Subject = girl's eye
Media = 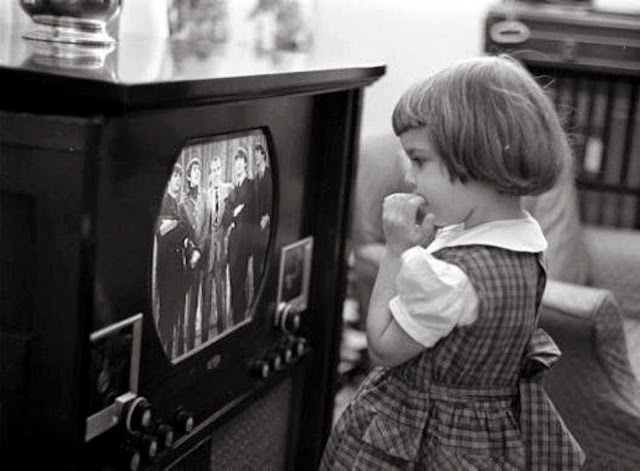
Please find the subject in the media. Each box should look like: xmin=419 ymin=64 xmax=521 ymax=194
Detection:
xmin=410 ymin=157 xmax=424 ymax=168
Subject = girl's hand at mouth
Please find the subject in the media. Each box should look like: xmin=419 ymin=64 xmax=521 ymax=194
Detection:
xmin=382 ymin=193 xmax=436 ymax=256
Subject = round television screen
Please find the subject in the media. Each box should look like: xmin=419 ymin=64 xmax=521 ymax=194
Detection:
xmin=151 ymin=129 xmax=274 ymax=362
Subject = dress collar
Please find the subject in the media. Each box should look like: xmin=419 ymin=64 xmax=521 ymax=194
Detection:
xmin=427 ymin=212 xmax=547 ymax=254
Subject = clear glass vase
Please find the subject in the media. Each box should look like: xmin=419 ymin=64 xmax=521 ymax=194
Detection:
xmin=19 ymin=0 xmax=123 ymax=46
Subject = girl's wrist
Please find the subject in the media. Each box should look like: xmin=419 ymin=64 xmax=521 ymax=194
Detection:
xmin=384 ymin=244 xmax=408 ymax=259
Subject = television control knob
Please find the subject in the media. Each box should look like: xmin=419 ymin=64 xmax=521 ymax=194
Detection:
xmin=267 ymin=352 xmax=283 ymax=371
xmin=278 ymin=344 xmax=294 ymax=364
xmin=276 ymin=302 xmax=301 ymax=333
xmin=96 ymin=366 xmax=111 ymax=394
xmin=293 ymin=337 xmax=307 ymax=357
xmin=174 ymin=409 xmax=194 ymax=435
xmin=156 ymin=423 xmax=175 ymax=449
xmin=131 ymin=432 xmax=158 ymax=461
xmin=125 ymin=397 xmax=152 ymax=434
xmin=249 ymin=359 xmax=271 ymax=379
xmin=284 ymin=309 xmax=301 ymax=332
xmin=118 ymin=446 xmax=141 ymax=471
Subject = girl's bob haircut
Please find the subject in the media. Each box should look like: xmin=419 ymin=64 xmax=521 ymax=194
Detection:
xmin=392 ymin=55 xmax=570 ymax=196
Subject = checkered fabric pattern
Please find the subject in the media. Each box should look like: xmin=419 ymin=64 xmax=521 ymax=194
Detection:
xmin=519 ymin=328 xmax=586 ymax=469
xmin=321 ymin=246 xmax=585 ymax=470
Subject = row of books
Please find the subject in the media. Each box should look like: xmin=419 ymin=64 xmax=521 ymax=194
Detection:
xmin=544 ymin=73 xmax=640 ymax=228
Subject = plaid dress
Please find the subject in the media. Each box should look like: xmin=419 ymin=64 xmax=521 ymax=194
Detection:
xmin=321 ymin=245 xmax=585 ymax=470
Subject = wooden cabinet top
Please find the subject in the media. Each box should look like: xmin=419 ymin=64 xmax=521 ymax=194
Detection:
xmin=0 ymin=23 xmax=385 ymax=114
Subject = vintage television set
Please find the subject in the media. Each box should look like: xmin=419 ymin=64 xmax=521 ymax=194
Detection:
xmin=0 ymin=24 xmax=385 ymax=469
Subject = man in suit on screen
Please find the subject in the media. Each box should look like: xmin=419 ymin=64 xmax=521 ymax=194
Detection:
xmin=201 ymin=155 xmax=234 ymax=339
xmin=179 ymin=157 xmax=204 ymax=352
xmin=251 ymin=143 xmax=273 ymax=295
xmin=155 ymin=164 xmax=190 ymax=359
xmin=223 ymin=148 xmax=254 ymax=325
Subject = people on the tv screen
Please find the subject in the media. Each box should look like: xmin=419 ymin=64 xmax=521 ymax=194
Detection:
xmin=153 ymin=133 xmax=274 ymax=360
xmin=155 ymin=163 xmax=190 ymax=359
xmin=223 ymin=147 xmax=255 ymax=325
xmin=252 ymin=143 xmax=272 ymax=295
xmin=180 ymin=157 xmax=204 ymax=352
xmin=202 ymin=155 xmax=234 ymax=339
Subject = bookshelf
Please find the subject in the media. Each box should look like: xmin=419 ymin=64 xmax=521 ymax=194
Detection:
xmin=485 ymin=1 xmax=640 ymax=228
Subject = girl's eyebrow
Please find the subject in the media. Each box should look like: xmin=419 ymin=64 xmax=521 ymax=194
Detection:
xmin=406 ymin=149 xmax=428 ymax=159
xmin=404 ymin=145 xmax=430 ymax=154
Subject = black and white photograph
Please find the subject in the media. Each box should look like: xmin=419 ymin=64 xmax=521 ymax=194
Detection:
xmin=3 ymin=0 xmax=640 ymax=468
xmin=152 ymin=129 xmax=274 ymax=362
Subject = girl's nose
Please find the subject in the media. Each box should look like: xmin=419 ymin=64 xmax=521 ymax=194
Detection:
xmin=398 ymin=150 xmax=416 ymax=188
xmin=403 ymin=167 xmax=416 ymax=189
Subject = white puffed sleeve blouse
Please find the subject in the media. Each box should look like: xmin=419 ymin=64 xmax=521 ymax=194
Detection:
xmin=388 ymin=213 xmax=548 ymax=348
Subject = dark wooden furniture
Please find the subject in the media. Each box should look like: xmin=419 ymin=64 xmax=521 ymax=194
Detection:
xmin=0 ymin=23 xmax=384 ymax=470
xmin=485 ymin=1 xmax=640 ymax=228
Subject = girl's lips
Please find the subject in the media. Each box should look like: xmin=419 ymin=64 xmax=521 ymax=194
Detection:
xmin=416 ymin=202 xmax=428 ymax=224
xmin=411 ymin=192 xmax=428 ymax=224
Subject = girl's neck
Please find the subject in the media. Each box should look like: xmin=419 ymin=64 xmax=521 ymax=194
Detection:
xmin=463 ymin=194 xmax=524 ymax=230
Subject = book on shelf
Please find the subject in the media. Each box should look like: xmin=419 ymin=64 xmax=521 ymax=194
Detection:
xmin=620 ymin=89 xmax=640 ymax=228
xmin=600 ymin=81 xmax=632 ymax=226
xmin=579 ymin=189 xmax=602 ymax=226
xmin=582 ymin=80 xmax=609 ymax=177
xmin=570 ymin=77 xmax=593 ymax=171
xmin=619 ymin=194 xmax=639 ymax=228
xmin=580 ymin=80 xmax=610 ymax=225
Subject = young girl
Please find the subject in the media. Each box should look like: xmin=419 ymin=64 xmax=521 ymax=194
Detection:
xmin=321 ymin=55 xmax=585 ymax=470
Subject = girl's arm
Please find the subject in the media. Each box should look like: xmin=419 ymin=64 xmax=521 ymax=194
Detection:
xmin=366 ymin=193 xmax=435 ymax=367
xmin=366 ymin=249 xmax=423 ymax=367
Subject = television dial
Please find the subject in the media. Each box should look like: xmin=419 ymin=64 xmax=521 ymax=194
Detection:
xmin=267 ymin=352 xmax=283 ymax=371
xmin=278 ymin=344 xmax=294 ymax=364
xmin=174 ymin=408 xmax=194 ymax=435
xmin=276 ymin=302 xmax=302 ymax=333
xmin=118 ymin=445 xmax=141 ymax=471
xmin=131 ymin=432 xmax=158 ymax=461
xmin=249 ymin=359 xmax=271 ymax=379
xmin=155 ymin=423 xmax=175 ymax=449
xmin=96 ymin=367 xmax=111 ymax=394
xmin=292 ymin=337 xmax=308 ymax=357
xmin=125 ymin=397 xmax=152 ymax=434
